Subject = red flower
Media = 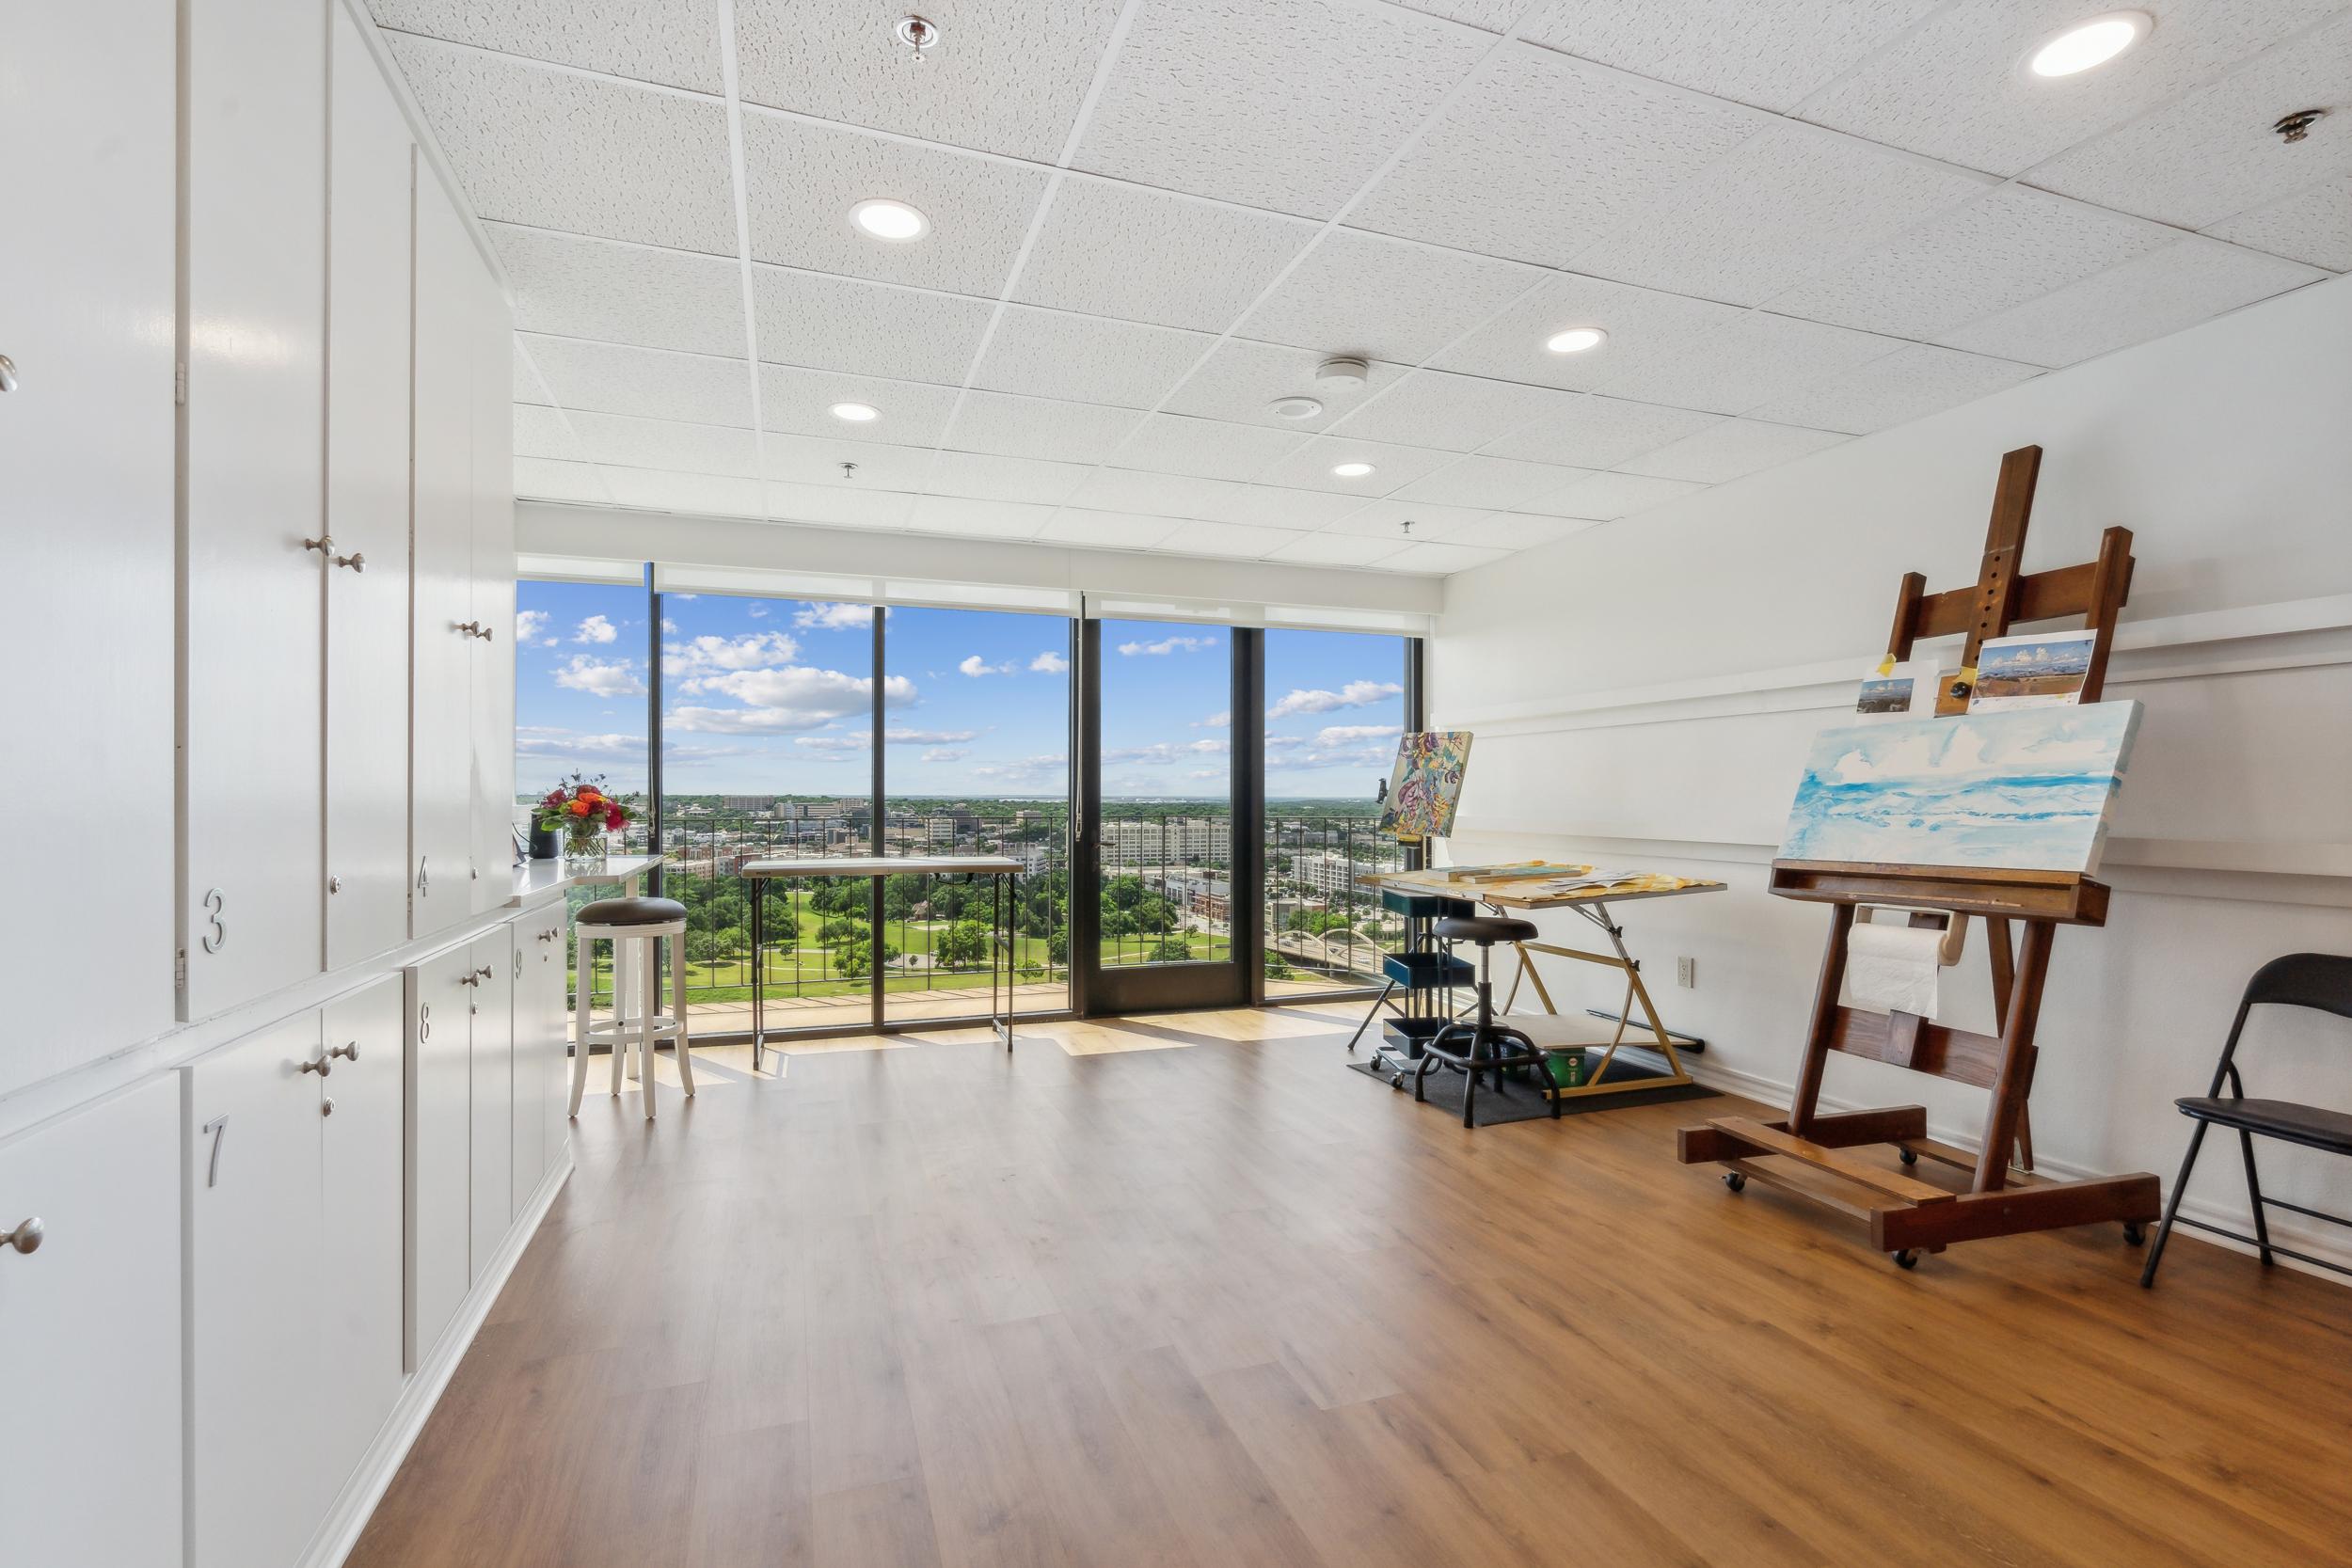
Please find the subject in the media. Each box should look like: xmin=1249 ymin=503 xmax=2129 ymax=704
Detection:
xmin=604 ymin=805 xmax=625 ymax=829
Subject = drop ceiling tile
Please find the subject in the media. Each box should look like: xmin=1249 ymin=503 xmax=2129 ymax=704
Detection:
xmin=1430 ymin=273 xmax=1744 ymax=391
xmin=514 ymin=341 xmax=550 ymax=404
xmin=1522 ymin=1 xmax=1940 ymax=113
xmin=2029 ymin=14 xmax=2352 ymax=230
xmin=523 ymin=336 xmax=755 ymax=426
xmin=1796 ymin=0 xmax=2344 ymax=177
xmin=386 ymin=37 xmax=737 ymax=253
xmin=1113 ymin=413 xmax=1306 ymax=481
xmin=2204 ymin=175 xmax=2352 ymax=271
xmin=734 ymin=0 xmax=1124 ymax=161
xmin=604 ymin=467 xmax=764 ymax=516
xmin=565 ymin=410 xmax=760 ymax=476
xmin=1251 ymin=435 xmax=1460 ymax=494
xmin=1073 ymin=0 xmax=1492 ymax=219
xmin=1478 ymin=394 xmax=1722 ymax=467
xmin=1037 ymin=510 xmax=1187 ymax=549
xmin=1572 ymin=121 xmax=1992 ymax=306
xmin=970 ymin=308 xmax=1213 ymax=407
xmin=1235 ymin=229 xmax=1545 ymax=365
xmin=759 ymin=365 xmax=962 ymax=445
xmin=489 ymin=225 xmax=747 ymax=357
xmin=1324 ymin=499 xmax=1494 ymax=539
xmin=1438 ymin=514 xmax=1597 ymax=550
xmin=904 ymin=495 xmax=1059 ymax=538
xmin=1190 ymin=483 xmax=1375 ymax=531
xmin=367 ymin=0 xmax=723 ymax=91
xmin=1522 ymin=469 xmax=1706 ymax=520
xmin=764 ymin=433 xmax=938 ymax=492
xmin=1764 ymin=185 xmax=2174 ymax=340
xmin=765 ymin=480 xmax=916 ymax=530
xmin=1937 ymin=236 xmax=2326 ymax=368
xmin=946 ymin=391 xmax=1146 ymax=463
xmin=1351 ymin=43 xmax=1766 ymax=265
xmin=513 ymin=404 xmax=589 ymax=463
xmin=1376 ymin=541 xmax=1511 ymax=574
xmin=1069 ymin=467 xmax=1246 ymax=520
xmin=1747 ymin=343 xmax=2042 ymax=435
xmin=924 ymin=450 xmax=1095 ymax=504
xmin=741 ymin=113 xmax=1049 ymax=295
xmin=1264 ymin=531 xmax=1412 ymax=566
xmin=1387 ymin=1 xmax=1523 ymax=30
xmin=514 ymin=456 xmax=609 ymax=503
xmin=1152 ymin=520 xmax=1307 ymax=558
xmin=1598 ymin=312 xmax=1905 ymax=415
xmin=1010 ymin=179 xmax=1319 ymax=331
xmin=1329 ymin=369 xmax=1583 ymax=451
xmin=1162 ymin=341 xmax=1406 ymax=430
xmin=1386 ymin=455 xmax=1598 ymax=510
xmin=1616 ymin=418 xmax=1850 ymax=483
xmin=750 ymin=266 xmax=994 ymax=385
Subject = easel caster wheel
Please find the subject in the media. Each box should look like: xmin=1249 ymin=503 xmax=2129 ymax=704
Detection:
xmin=2122 ymin=1222 xmax=2146 ymax=1246
xmin=1723 ymin=1172 xmax=1747 ymax=1193
xmin=1898 ymin=1148 xmax=1919 ymax=1165
xmin=1892 ymin=1249 xmax=1919 ymax=1270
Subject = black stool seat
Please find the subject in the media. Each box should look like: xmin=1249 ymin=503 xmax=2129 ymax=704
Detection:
xmin=1435 ymin=915 xmax=1538 ymax=945
xmin=578 ymin=895 xmax=688 ymax=926
xmin=2175 ymin=1096 xmax=2352 ymax=1156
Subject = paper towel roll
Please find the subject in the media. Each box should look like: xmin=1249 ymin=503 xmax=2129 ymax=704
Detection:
xmin=1847 ymin=921 xmax=1942 ymax=1017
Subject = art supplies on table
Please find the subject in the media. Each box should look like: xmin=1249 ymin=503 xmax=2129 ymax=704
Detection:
xmin=1422 ymin=860 xmax=1588 ymax=882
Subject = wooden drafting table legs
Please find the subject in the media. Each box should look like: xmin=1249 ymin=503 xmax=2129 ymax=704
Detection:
xmin=1493 ymin=899 xmax=1697 ymax=1102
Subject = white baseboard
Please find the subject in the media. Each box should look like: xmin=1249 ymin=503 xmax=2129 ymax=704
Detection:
xmin=296 ymin=1149 xmax=574 ymax=1568
xmin=1678 ymin=1054 xmax=2352 ymax=1283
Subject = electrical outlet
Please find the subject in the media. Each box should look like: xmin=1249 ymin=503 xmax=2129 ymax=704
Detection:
xmin=1676 ymin=956 xmax=1696 ymax=990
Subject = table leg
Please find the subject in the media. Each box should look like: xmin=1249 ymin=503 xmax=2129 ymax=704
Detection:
xmin=750 ymin=883 xmax=765 ymax=1073
xmin=993 ymin=875 xmax=1012 ymax=1052
xmin=615 ymin=870 xmax=643 ymax=1043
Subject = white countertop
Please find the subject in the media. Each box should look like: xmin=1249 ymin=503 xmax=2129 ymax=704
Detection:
xmin=740 ymin=854 xmax=1025 ymax=878
xmin=510 ymin=853 xmax=662 ymax=907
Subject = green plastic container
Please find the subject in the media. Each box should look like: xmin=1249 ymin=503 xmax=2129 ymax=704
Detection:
xmin=1546 ymin=1049 xmax=1588 ymax=1089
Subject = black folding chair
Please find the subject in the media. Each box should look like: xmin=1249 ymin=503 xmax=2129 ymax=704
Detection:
xmin=2142 ymin=953 xmax=2352 ymax=1287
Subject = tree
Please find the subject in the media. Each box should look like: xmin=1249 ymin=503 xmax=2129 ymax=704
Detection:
xmin=818 ymin=916 xmax=866 ymax=945
xmin=934 ymin=920 xmax=990 ymax=967
xmin=1101 ymin=909 xmax=1136 ymax=940
xmin=686 ymin=929 xmax=720 ymax=966
xmin=1265 ymin=953 xmax=1295 ymax=980
xmin=1133 ymin=895 xmax=1177 ymax=934
xmin=1047 ymin=929 xmax=1069 ymax=966
xmin=1149 ymin=935 xmax=1193 ymax=962
xmin=834 ymin=939 xmax=899 ymax=980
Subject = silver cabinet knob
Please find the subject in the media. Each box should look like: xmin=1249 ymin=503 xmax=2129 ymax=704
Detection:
xmin=1 ymin=1217 xmax=42 ymax=1256
xmin=476 ymin=965 xmax=494 ymax=981
xmin=333 ymin=550 xmax=365 ymax=573
xmin=455 ymin=620 xmax=481 ymax=638
xmin=303 ymin=534 xmax=334 ymax=557
xmin=327 ymin=874 xmax=342 ymax=895
xmin=298 ymin=1054 xmax=331 ymax=1077
xmin=0 ymin=353 xmax=17 ymax=393
xmin=321 ymin=1098 xmax=335 ymax=1117
xmin=328 ymin=1040 xmax=358 ymax=1063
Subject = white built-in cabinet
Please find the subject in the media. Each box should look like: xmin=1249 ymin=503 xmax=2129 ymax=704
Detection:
xmin=0 ymin=1079 xmax=184 ymax=1568
xmin=183 ymin=974 xmax=405 ymax=1568
xmin=405 ymin=940 xmax=477 ymax=1370
xmin=469 ymin=927 xmax=516 ymax=1277
xmin=513 ymin=909 xmax=572 ymax=1214
xmin=471 ymin=270 xmax=520 ymax=914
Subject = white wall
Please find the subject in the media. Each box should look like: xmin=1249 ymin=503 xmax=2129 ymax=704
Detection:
xmin=1431 ymin=275 xmax=2352 ymax=1274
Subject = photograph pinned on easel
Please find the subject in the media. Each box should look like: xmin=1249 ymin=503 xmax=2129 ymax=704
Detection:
xmin=1853 ymin=657 xmax=1943 ymax=721
xmin=1967 ymin=627 xmax=2100 ymax=711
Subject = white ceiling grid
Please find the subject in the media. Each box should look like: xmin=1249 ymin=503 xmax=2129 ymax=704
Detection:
xmin=368 ymin=0 xmax=2348 ymax=576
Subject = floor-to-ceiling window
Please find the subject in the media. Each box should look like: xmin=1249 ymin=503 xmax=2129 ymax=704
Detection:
xmin=1262 ymin=628 xmax=1415 ymax=998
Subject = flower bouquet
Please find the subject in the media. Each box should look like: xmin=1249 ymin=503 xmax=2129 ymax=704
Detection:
xmin=536 ymin=774 xmax=633 ymax=869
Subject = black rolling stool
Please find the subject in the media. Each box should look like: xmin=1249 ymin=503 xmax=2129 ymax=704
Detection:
xmin=1414 ymin=915 xmax=1557 ymax=1128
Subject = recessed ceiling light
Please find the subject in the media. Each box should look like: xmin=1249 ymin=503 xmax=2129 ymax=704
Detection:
xmin=2026 ymin=11 xmax=2150 ymax=77
xmin=1331 ymin=462 xmax=1375 ymax=478
xmin=1545 ymin=326 xmax=1608 ymax=354
xmin=1269 ymin=396 xmax=1324 ymax=420
xmin=830 ymin=402 xmax=880 ymax=422
xmin=849 ymin=198 xmax=929 ymax=241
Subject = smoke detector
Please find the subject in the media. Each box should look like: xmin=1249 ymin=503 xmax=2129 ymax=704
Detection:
xmin=1314 ymin=356 xmax=1370 ymax=391
xmin=895 ymin=15 xmax=938 ymax=60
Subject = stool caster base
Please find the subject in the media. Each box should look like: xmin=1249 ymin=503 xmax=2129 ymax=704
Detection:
xmin=1892 ymin=1249 xmax=1919 ymax=1270
xmin=1723 ymin=1171 xmax=1747 ymax=1193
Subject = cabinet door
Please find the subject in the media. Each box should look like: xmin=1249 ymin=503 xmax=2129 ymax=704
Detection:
xmin=468 ymin=926 xmax=516 ymax=1277
xmin=0 ymin=0 xmax=178 ymax=1095
xmin=469 ymin=268 xmax=518 ymax=913
xmin=185 ymin=1014 xmax=332 ymax=1568
xmin=324 ymin=9 xmax=417 ymax=970
xmin=405 ymin=944 xmax=473 ymax=1368
xmin=317 ymin=974 xmax=407 ymax=1490
xmin=409 ymin=172 xmax=477 ymax=940
xmin=181 ymin=0 xmax=328 ymax=1020
xmin=0 ymin=1077 xmax=183 ymax=1568
xmin=510 ymin=917 xmax=550 ymax=1212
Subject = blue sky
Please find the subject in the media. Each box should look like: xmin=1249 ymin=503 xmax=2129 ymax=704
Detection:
xmin=513 ymin=583 xmax=1406 ymax=800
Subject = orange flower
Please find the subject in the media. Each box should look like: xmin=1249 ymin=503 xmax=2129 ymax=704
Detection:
xmin=569 ymin=799 xmax=593 ymax=816
xmin=580 ymin=787 xmax=602 ymax=802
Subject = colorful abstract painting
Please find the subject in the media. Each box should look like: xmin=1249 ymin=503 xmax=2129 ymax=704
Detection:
xmin=1778 ymin=702 xmax=2141 ymax=874
xmin=1378 ymin=731 xmax=1472 ymax=843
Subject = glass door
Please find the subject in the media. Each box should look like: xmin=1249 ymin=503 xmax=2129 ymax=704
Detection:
xmin=1074 ymin=617 xmax=1259 ymax=1014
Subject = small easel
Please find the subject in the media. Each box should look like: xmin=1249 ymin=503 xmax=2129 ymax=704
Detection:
xmin=1677 ymin=446 xmax=2162 ymax=1267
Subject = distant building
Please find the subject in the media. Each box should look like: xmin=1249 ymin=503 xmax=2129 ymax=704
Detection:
xmin=722 ymin=794 xmax=777 ymax=813
xmin=1104 ymin=816 xmax=1231 ymax=866
xmin=1292 ymin=849 xmax=1366 ymax=899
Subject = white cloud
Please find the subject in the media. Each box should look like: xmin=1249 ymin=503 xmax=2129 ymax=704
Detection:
xmin=793 ymin=734 xmax=869 ymax=753
xmin=794 ymin=602 xmax=876 ymax=630
xmin=921 ymin=748 xmax=971 ymax=764
xmin=516 ymin=610 xmax=549 ymax=643
xmin=1195 ymin=710 xmax=1231 ymax=728
xmin=1267 ymin=679 xmax=1402 ymax=719
xmin=552 ymin=656 xmax=646 ymax=698
xmin=660 ymin=617 xmax=678 ymax=634
xmin=960 ymin=654 xmax=1014 ymax=677
xmin=1186 ymin=768 xmax=1223 ymax=781
xmin=968 ymin=752 xmax=1068 ymax=784
xmin=575 ymin=614 xmax=619 ymax=644
xmin=746 ymin=605 xmax=769 ymax=619
xmin=886 ymin=727 xmax=978 ymax=744
xmin=1118 ymin=634 xmax=1216 ymax=657
xmin=1104 ymin=738 xmax=1229 ymax=765
xmin=1029 ymin=650 xmax=1069 ymax=673
xmin=1313 ymin=723 xmax=1399 ymax=749
xmin=515 ymin=725 xmax=644 ymax=760
xmin=662 ymin=630 xmax=802 ymax=676
xmin=664 ymin=667 xmax=915 ymax=734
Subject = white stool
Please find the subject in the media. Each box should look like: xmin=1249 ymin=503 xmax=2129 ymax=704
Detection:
xmin=570 ymin=895 xmax=695 ymax=1120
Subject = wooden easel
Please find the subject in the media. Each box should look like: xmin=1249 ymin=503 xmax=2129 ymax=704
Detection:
xmin=1677 ymin=446 xmax=2162 ymax=1267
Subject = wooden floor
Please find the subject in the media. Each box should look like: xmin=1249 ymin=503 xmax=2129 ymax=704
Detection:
xmin=349 ymin=1008 xmax=2352 ymax=1568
